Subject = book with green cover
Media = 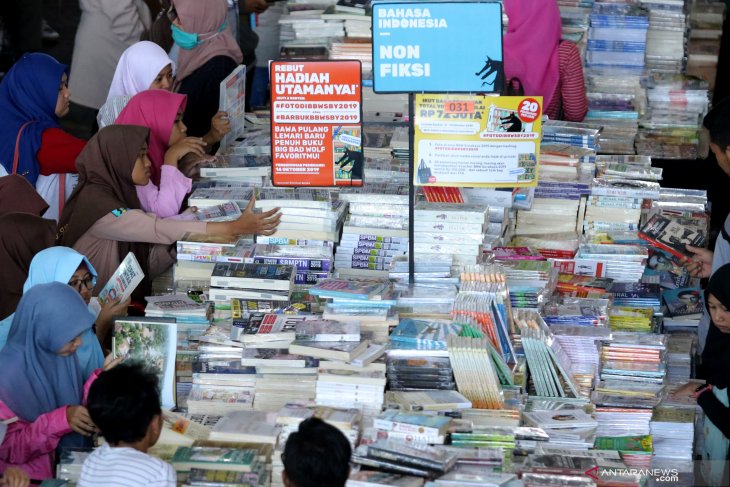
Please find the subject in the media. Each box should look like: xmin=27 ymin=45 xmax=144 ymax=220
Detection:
xmin=171 ymin=446 xmax=258 ymax=473
xmin=593 ymin=435 xmax=653 ymax=453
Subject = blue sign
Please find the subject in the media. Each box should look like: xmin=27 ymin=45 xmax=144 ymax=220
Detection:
xmin=372 ymin=1 xmax=503 ymax=93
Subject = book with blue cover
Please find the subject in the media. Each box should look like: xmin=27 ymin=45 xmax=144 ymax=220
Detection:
xmin=389 ymin=319 xmax=462 ymax=349
xmin=662 ymin=287 xmax=704 ymax=318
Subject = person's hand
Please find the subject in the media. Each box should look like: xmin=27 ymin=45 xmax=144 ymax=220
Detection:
xmin=66 ymin=406 xmax=97 ymax=436
xmin=684 ymin=245 xmax=713 ymax=278
xmin=164 ymin=137 xmax=207 ymax=166
xmin=209 ymin=111 xmax=231 ymax=142
xmin=227 ymin=197 xmax=281 ymax=236
xmin=243 ymin=0 xmax=268 ymax=14
xmin=103 ymin=353 xmax=124 ymax=371
xmin=693 ymin=383 xmax=713 ymax=399
xmin=0 ymin=467 xmax=30 ymax=487
xmin=97 ymin=297 xmax=130 ymax=328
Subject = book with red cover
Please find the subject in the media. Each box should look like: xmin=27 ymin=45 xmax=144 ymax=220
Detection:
xmin=638 ymin=214 xmax=707 ymax=259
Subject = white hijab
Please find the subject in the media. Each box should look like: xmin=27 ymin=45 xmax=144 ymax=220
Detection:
xmin=106 ymin=41 xmax=175 ymax=101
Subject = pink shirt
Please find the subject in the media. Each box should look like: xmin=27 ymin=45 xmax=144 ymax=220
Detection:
xmin=0 ymin=369 xmax=101 ymax=480
xmin=135 ymin=165 xmax=192 ymax=218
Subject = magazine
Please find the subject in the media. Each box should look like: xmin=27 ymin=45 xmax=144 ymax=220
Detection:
xmin=638 ymin=214 xmax=707 ymax=259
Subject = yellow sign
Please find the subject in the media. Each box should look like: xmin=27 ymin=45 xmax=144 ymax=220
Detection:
xmin=414 ymin=94 xmax=543 ymax=187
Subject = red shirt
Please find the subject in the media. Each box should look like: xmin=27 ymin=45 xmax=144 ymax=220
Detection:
xmin=545 ymin=41 xmax=588 ymax=122
xmin=36 ymin=128 xmax=85 ymax=175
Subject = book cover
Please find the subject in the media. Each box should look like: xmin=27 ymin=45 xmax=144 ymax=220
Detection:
xmin=662 ymin=287 xmax=704 ymax=317
xmin=211 ymin=262 xmax=295 ymax=291
xmin=309 ymin=277 xmax=389 ymax=300
xmin=112 ymin=318 xmax=177 ymax=409
xmin=171 ymin=446 xmax=257 ymax=472
xmin=638 ymin=214 xmax=707 ymax=259
xmin=218 ymin=65 xmax=246 ymax=149
xmin=98 ymin=252 xmax=144 ymax=305
xmin=295 ymin=319 xmax=361 ymax=342
xmin=194 ymin=201 xmax=243 ymax=222
xmin=288 ymin=340 xmax=369 ymax=361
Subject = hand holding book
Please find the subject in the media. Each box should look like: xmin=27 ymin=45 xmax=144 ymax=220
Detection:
xmin=207 ymin=196 xmax=281 ymax=237
xmin=684 ymin=245 xmax=713 ymax=278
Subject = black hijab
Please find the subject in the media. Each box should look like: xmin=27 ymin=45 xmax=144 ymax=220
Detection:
xmin=702 ymin=263 xmax=730 ymax=388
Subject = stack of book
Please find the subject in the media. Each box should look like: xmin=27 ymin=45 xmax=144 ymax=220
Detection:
xmin=187 ymin=360 xmax=256 ymax=415
xmin=255 ymin=187 xmax=344 ymax=244
xmin=315 ymin=362 xmax=387 ymax=418
xmin=413 ymin=202 xmax=488 ymax=269
xmin=593 ymin=434 xmax=653 ymax=469
xmin=371 ymin=410 xmax=452 ymax=445
xmin=664 ymin=333 xmax=695 ymax=383
xmin=352 ymin=440 xmax=459 ymax=478
xmin=144 ymin=294 xmax=209 ymax=325
xmin=336 ymin=184 xmax=410 ymax=278
xmin=209 ymin=262 xmax=296 ymax=311
xmin=171 ymin=443 xmax=267 ymax=482
xmin=522 ymin=409 xmax=598 ymax=450
xmin=198 ymin=154 xmax=271 ymax=186
xmin=650 ymin=406 xmax=695 ymax=472
xmin=386 ymin=348 xmax=455 ymax=392
xmin=637 ymin=74 xmax=710 ymax=160
xmin=574 ymin=244 xmax=648 ymax=283
xmin=549 ymin=324 xmax=610 ymax=398
xmin=174 ymin=233 xmax=254 ymax=291
xmin=642 ymin=0 xmax=687 ymax=74
xmin=599 ymin=332 xmax=667 ymax=385
xmin=253 ymin=244 xmax=334 ymax=288
xmin=278 ymin=11 xmax=345 ymax=48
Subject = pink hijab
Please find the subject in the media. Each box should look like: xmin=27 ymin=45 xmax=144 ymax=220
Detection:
xmin=503 ymin=0 xmax=561 ymax=108
xmin=114 ymin=90 xmax=187 ymax=186
xmin=174 ymin=0 xmax=243 ymax=82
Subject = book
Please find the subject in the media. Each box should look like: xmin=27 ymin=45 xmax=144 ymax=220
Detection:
xmin=234 ymin=313 xmax=319 ymax=344
xmin=638 ymin=214 xmax=707 ymax=259
xmin=209 ymin=411 xmax=280 ymax=444
xmin=335 ymin=0 xmax=371 ymax=15
xmin=240 ymin=348 xmax=318 ymax=368
xmin=98 ymin=252 xmax=144 ymax=305
xmin=112 ymin=318 xmax=177 ymax=409
xmin=295 ymin=319 xmax=361 ymax=342
xmin=373 ymin=410 xmax=452 ymax=437
xmin=347 ymin=471 xmax=424 ymax=487
xmin=199 ymin=155 xmax=271 ymax=178
xmin=171 ymin=446 xmax=258 ymax=473
xmin=288 ymin=340 xmax=370 ymax=361
xmin=218 ymin=64 xmax=246 ymax=149
xmin=194 ymin=201 xmax=243 ymax=222
xmin=211 ymin=262 xmax=295 ymax=291
xmin=309 ymin=277 xmax=390 ymax=300
xmin=662 ymin=287 xmax=704 ymax=318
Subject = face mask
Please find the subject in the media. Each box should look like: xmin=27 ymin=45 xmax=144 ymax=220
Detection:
xmin=171 ymin=22 xmax=228 ymax=50
xmin=171 ymin=24 xmax=201 ymax=50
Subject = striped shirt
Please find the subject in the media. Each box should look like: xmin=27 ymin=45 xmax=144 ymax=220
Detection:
xmin=545 ymin=40 xmax=588 ymax=122
xmin=77 ymin=444 xmax=176 ymax=487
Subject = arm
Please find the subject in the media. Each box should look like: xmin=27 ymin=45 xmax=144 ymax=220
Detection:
xmin=37 ymin=128 xmax=86 ymax=175
xmin=0 ymin=405 xmax=72 ymax=465
xmin=135 ymin=166 xmax=192 ymax=218
xmin=82 ymin=369 xmax=103 ymax=404
xmin=90 ymin=210 xmax=208 ymax=246
xmin=697 ymin=389 xmax=730 ymax=438
xmin=558 ymin=42 xmax=588 ymax=122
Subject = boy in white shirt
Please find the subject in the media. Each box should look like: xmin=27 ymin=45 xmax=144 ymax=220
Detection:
xmin=77 ymin=363 xmax=175 ymax=487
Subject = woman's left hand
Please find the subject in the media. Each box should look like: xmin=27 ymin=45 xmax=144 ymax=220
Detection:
xmin=0 ymin=467 xmax=30 ymax=487
xmin=693 ymin=383 xmax=713 ymax=399
xmin=103 ymin=353 xmax=124 ymax=371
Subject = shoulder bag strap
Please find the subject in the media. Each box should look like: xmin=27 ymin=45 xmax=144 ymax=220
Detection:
xmin=12 ymin=121 xmax=34 ymax=175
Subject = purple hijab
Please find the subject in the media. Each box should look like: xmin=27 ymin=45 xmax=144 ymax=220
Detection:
xmin=0 ymin=282 xmax=94 ymax=421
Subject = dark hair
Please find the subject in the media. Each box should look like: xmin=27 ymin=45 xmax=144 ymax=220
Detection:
xmin=87 ymin=362 xmax=161 ymax=445
xmin=704 ymin=97 xmax=730 ymax=150
xmin=283 ymin=417 xmax=351 ymax=487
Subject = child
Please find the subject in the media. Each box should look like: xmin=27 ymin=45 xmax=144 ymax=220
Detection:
xmin=77 ymin=363 xmax=175 ymax=486
xmin=282 ymin=417 xmax=351 ymax=487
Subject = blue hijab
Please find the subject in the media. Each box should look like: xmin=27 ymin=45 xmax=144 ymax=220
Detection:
xmin=0 ymin=53 xmax=68 ymax=185
xmin=0 ymin=282 xmax=93 ymax=422
xmin=20 ymin=246 xmax=104 ymax=378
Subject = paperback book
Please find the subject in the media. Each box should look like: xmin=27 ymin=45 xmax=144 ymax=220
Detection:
xmin=638 ymin=214 xmax=707 ymax=259
xmin=98 ymin=252 xmax=144 ymax=305
xmin=211 ymin=262 xmax=295 ymax=291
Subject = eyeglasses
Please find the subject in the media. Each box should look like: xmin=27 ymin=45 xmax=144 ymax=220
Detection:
xmin=167 ymin=5 xmax=178 ymax=23
xmin=68 ymin=275 xmax=97 ymax=292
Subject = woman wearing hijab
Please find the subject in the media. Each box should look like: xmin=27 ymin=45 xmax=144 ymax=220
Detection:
xmin=171 ymin=0 xmax=243 ymax=138
xmin=0 ymin=175 xmax=49 ymax=217
xmin=0 ymin=283 xmax=101 ymax=481
xmin=0 ymin=53 xmax=85 ymax=221
xmin=96 ymin=40 xmax=176 ymax=129
xmin=7 ymin=247 xmax=129 ymax=375
xmin=98 ymin=40 xmax=231 ymax=147
xmin=502 ymin=0 xmax=587 ymax=122
xmin=695 ymin=263 xmax=730 ymax=485
xmin=115 ymin=90 xmax=203 ymax=218
xmin=56 ymin=125 xmax=280 ymax=296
